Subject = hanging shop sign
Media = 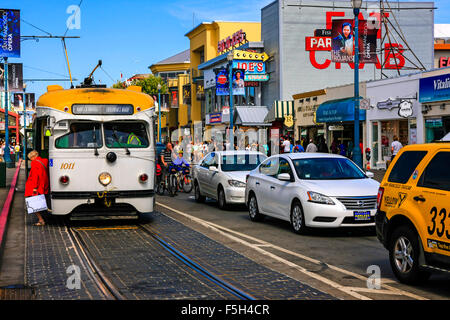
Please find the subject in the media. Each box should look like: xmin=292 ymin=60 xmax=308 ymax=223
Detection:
xmin=284 ymin=115 xmax=294 ymax=128
xmin=232 ymin=60 xmax=268 ymax=82
xmin=196 ymin=84 xmax=205 ymax=101
xmin=328 ymin=125 xmax=344 ymax=131
xmin=0 ymin=9 xmax=20 ymax=58
xmin=183 ymin=84 xmax=191 ymax=105
xmin=218 ymin=29 xmax=247 ymax=54
xmin=419 ymin=73 xmax=450 ymax=103
xmin=170 ymin=90 xmax=178 ymax=108
xmin=376 ymin=98 xmax=414 ymax=118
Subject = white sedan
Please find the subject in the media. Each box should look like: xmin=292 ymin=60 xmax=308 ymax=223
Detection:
xmin=193 ymin=151 xmax=267 ymax=209
xmin=245 ymin=153 xmax=380 ymax=234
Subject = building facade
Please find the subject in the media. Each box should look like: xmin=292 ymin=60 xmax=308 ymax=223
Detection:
xmin=261 ymin=0 xmax=434 ymax=120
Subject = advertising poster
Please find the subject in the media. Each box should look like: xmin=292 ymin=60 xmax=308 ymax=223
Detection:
xmin=7 ymin=63 xmax=23 ymax=92
xmin=331 ymin=19 xmax=377 ymax=64
xmin=215 ymin=68 xmax=229 ymax=96
xmin=0 ymin=9 xmax=20 ymax=58
xmin=232 ymin=69 xmax=245 ymax=96
xmin=13 ymin=92 xmax=24 ymax=110
xmin=25 ymin=93 xmax=35 ymax=109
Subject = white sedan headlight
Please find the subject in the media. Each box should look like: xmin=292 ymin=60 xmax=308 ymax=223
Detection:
xmin=228 ymin=180 xmax=246 ymax=188
xmin=307 ymin=191 xmax=335 ymax=205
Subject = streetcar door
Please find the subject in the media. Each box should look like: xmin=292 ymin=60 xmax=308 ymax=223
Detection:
xmin=32 ymin=116 xmax=50 ymax=160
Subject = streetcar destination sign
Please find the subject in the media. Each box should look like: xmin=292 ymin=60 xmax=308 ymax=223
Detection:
xmin=72 ymin=104 xmax=134 ymax=115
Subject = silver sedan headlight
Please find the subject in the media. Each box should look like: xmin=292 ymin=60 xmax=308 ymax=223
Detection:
xmin=307 ymin=191 xmax=335 ymax=205
xmin=228 ymin=180 xmax=246 ymax=188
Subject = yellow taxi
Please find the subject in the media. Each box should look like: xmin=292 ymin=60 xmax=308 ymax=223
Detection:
xmin=376 ymin=142 xmax=450 ymax=284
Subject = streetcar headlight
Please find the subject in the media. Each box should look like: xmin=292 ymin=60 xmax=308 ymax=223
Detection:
xmin=99 ymin=172 xmax=112 ymax=186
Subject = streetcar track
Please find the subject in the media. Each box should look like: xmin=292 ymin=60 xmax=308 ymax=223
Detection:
xmin=65 ymin=220 xmax=255 ymax=300
xmin=137 ymin=224 xmax=256 ymax=300
xmin=156 ymin=201 xmax=430 ymax=301
xmin=66 ymin=225 xmax=126 ymax=300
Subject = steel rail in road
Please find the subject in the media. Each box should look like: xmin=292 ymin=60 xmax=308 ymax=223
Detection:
xmin=137 ymin=224 xmax=256 ymax=301
xmin=66 ymin=225 xmax=126 ymax=300
xmin=156 ymin=201 xmax=430 ymax=301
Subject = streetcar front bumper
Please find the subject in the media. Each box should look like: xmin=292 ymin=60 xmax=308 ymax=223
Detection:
xmin=50 ymin=189 xmax=155 ymax=215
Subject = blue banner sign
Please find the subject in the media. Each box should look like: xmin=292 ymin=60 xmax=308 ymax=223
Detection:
xmin=419 ymin=73 xmax=450 ymax=103
xmin=215 ymin=68 xmax=229 ymax=96
xmin=0 ymin=9 xmax=20 ymax=58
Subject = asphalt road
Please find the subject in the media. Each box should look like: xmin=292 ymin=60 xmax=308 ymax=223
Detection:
xmin=156 ymin=191 xmax=450 ymax=300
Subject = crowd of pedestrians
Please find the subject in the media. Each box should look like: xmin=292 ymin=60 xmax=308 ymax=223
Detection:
xmin=0 ymin=140 xmax=23 ymax=162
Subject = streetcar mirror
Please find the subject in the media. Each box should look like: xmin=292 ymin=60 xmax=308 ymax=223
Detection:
xmin=47 ymin=116 xmax=56 ymax=128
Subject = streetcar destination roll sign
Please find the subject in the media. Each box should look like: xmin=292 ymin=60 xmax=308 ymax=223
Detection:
xmin=72 ymin=104 xmax=134 ymax=115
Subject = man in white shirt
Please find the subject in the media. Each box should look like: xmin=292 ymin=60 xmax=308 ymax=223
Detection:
xmin=282 ymin=137 xmax=291 ymax=153
xmin=306 ymin=139 xmax=318 ymax=153
xmin=391 ymin=136 xmax=403 ymax=161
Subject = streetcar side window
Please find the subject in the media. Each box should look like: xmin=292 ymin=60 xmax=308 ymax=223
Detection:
xmin=103 ymin=122 xmax=149 ymax=148
xmin=55 ymin=122 xmax=103 ymax=149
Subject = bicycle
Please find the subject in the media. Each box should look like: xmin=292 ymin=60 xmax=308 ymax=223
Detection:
xmin=176 ymin=165 xmax=193 ymax=193
xmin=156 ymin=164 xmax=178 ymax=196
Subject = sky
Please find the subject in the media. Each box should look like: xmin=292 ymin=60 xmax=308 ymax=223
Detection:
xmin=3 ymin=0 xmax=449 ymax=100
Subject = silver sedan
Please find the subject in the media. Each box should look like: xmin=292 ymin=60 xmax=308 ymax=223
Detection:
xmin=245 ymin=153 xmax=380 ymax=234
xmin=192 ymin=150 xmax=267 ymax=209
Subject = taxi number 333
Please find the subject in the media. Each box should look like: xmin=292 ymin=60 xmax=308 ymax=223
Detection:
xmin=428 ymin=206 xmax=450 ymax=239
xmin=60 ymin=163 xmax=75 ymax=170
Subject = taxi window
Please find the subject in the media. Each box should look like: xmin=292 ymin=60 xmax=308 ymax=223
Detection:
xmin=417 ymin=151 xmax=450 ymax=192
xmin=388 ymin=151 xmax=427 ymax=184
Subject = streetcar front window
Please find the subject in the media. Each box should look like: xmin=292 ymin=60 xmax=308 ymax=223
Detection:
xmin=55 ymin=122 xmax=103 ymax=149
xmin=104 ymin=121 xmax=149 ymax=148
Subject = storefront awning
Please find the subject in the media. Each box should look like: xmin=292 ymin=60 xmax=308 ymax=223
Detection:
xmin=235 ymin=106 xmax=271 ymax=127
xmin=316 ymin=97 xmax=366 ymax=123
xmin=264 ymin=100 xmax=295 ymax=123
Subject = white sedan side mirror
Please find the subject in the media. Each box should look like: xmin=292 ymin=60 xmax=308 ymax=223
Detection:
xmin=366 ymin=171 xmax=374 ymax=179
xmin=209 ymin=166 xmax=219 ymax=172
xmin=277 ymin=173 xmax=291 ymax=181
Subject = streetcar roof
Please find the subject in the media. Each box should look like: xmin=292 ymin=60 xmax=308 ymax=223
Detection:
xmin=36 ymin=86 xmax=154 ymax=113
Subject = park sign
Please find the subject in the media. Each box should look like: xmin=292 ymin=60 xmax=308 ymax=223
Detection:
xmin=0 ymin=9 xmax=20 ymax=58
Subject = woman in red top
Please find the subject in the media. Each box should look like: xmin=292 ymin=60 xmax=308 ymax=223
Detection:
xmin=25 ymin=150 xmax=49 ymax=226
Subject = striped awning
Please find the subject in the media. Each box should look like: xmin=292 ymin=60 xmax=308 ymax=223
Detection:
xmin=264 ymin=100 xmax=295 ymax=123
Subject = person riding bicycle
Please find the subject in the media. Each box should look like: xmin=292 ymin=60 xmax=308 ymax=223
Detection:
xmin=160 ymin=142 xmax=174 ymax=187
xmin=173 ymin=150 xmax=190 ymax=167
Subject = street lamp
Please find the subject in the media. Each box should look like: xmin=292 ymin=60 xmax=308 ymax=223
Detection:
xmin=157 ymin=83 xmax=162 ymax=143
xmin=352 ymin=0 xmax=363 ymax=169
xmin=227 ymin=51 xmax=234 ymax=150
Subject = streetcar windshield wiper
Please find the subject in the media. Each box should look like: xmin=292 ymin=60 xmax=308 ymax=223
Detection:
xmin=93 ymin=126 xmax=99 ymax=156
xmin=112 ymin=129 xmax=130 ymax=155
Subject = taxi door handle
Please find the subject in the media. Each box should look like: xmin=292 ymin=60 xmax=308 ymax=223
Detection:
xmin=270 ymin=186 xmax=276 ymax=190
xmin=413 ymin=196 xmax=426 ymax=202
